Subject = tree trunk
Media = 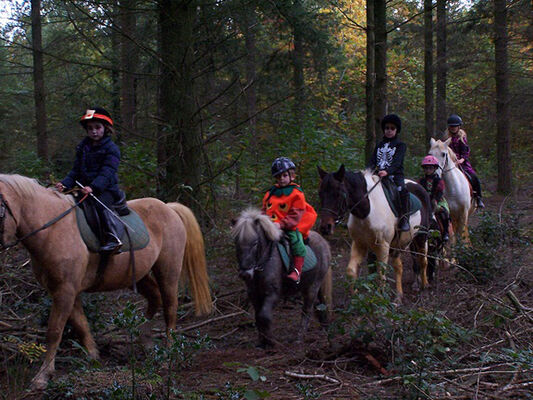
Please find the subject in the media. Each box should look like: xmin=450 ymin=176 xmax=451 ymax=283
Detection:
xmin=292 ymin=0 xmax=305 ymax=136
xmin=242 ymin=7 xmax=258 ymax=196
xmin=494 ymin=0 xmax=512 ymax=193
xmin=365 ymin=0 xmax=375 ymax=164
xmin=111 ymin=0 xmax=121 ymax=126
xmin=424 ymin=0 xmax=434 ymax=146
xmin=120 ymin=0 xmax=137 ymax=141
xmin=31 ymin=0 xmax=48 ymax=162
xmin=158 ymin=0 xmax=202 ymax=204
xmin=436 ymin=0 xmax=447 ymax=139
xmin=374 ymin=0 xmax=387 ymax=135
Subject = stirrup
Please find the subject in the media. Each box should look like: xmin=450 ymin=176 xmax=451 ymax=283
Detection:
xmin=100 ymin=235 xmax=123 ymax=253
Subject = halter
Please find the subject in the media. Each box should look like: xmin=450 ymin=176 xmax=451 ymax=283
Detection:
xmin=0 ymin=192 xmax=88 ymax=251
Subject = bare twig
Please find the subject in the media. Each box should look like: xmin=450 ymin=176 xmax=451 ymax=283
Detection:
xmin=284 ymin=370 xmax=341 ymax=384
xmin=177 ymin=310 xmax=247 ymax=332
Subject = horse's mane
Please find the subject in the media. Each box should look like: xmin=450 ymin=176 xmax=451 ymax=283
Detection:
xmin=0 ymin=174 xmax=72 ymax=203
xmin=0 ymin=174 xmax=44 ymax=198
xmin=231 ymin=208 xmax=282 ymax=243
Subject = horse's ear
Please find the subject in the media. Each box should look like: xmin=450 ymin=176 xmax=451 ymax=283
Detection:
xmin=333 ymin=164 xmax=345 ymax=182
xmin=444 ymin=137 xmax=452 ymax=146
xmin=317 ymin=166 xmax=327 ymax=179
xmin=430 ymin=138 xmax=436 ymax=146
xmin=230 ymin=218 xmax=237 ymax=227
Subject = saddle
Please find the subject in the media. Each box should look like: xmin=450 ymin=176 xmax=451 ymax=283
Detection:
xmin=277 ymin=236 xmax=317 ymax=273
xmin=381 ymin=179 xmax=422 ymax=218
xmin=74 ymin=193 xmax=150 ymax=253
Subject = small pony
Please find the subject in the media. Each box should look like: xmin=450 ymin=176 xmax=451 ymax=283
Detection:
xmin=231 ymin=208 xmax=332 ymax=348
xmin=318 ymin=165 xmax=431 ymax=303
xmin=427 ymin=138 xmax=476 ymax=242
xmin=0 ymin=174 xmax=212 ymax=390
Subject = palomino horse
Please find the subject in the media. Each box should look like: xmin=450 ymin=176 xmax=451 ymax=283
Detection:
xmin=0 ymin=174 xmax=212 ymax=390
xmin=318 ymin=165 xmax=431 ymax=303
xmin=427 ymin=138 xmax=475 ymax=242
xmin=231 ymin=209 xmax=332 ymax=348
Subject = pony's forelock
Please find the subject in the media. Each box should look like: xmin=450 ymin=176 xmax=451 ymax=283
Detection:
xmin=231 ymin=208 xmax=282 ymax=243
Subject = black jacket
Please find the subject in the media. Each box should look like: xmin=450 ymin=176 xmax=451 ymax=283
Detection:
xmin=61 ymin=136 xmax=121 ymax=198
xmin=367 ymin=136 xmax=406 ymax=178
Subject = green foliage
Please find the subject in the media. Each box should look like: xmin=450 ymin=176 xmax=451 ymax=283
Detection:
xmin=453 ymin=209 xmax=530 ymax=283
xmin=334 ymin=274 xmax=473 ymax=398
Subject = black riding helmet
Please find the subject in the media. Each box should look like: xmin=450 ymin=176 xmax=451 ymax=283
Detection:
xmin=447 ymin=114 xmax=463 ymax=127
xmin=381 ymin=114 xmax=402 ymax=133
xmin=80 ymin=107 xmax=114 ymax=127
xmin=271 ymin=157 xmax=295 ymax=177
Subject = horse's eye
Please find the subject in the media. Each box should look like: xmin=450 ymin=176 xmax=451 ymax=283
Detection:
xmin=442 ymin=152 xmax=446 ymax=157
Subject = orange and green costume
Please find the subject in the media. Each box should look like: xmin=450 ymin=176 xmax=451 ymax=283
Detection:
xmin=262 ymin=183 xmax=317 ymax=258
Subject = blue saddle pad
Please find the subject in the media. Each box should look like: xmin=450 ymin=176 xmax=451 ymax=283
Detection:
xmin=382 ymin=185 xmax=422 ymax=218
xmin=75 ymin=206 xmax=150 ymax=253
xmin=277 ymin=243 xmax=317 ymax=273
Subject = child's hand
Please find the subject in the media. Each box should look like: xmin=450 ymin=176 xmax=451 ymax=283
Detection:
xmin=457 ymin=158 xmax=464 ymax=164
xmin=378 ymin=170 xmax=388 ymax=177
xmin=55 ymin=182 xmax=65 ymax=192
xmin=81 ymin=186 xmax=93 ymax=195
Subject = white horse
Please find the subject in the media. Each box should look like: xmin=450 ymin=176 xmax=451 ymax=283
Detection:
xmin=318 ymin=166 xmax=431 ymax=303
xmin=427 ymin=138 xmax=475 ymax=242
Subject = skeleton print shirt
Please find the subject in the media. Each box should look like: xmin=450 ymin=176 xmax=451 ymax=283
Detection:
xmin=368 ymin=136 xmax=407 ymax=178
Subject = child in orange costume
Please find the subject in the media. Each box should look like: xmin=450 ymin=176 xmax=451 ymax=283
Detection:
xmin=262 ymin=157 xmax=316 ymax=283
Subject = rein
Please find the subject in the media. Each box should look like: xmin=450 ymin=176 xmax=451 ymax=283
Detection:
xmin=252 ymin=234 xmax=274 ymax=272
xmin=348 ymin=176 xmax=381 ymax=214
xmin=440 ymin=152 xmax=456 ymax=173
xmin=0 ymin=193 xmax=88 ymax=251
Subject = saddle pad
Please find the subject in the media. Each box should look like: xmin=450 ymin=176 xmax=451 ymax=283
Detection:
xmin=277 ymin=243 xmax=318 ymax=273
xmin=75 ymin=206 xmax=150 ymax=253
xmin=382 ymin=186 xmax=422 ymax=218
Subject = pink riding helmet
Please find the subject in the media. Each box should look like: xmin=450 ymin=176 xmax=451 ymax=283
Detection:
xmin=421 ymin=155 xmax=439 ymax=166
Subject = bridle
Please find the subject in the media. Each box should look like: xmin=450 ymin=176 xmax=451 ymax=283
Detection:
xmin=321 ymin=186 xmax=348 ymax=225
xmin=440 ymin=151 xmax=457 ymax=174
xmin=0 ymin=192 xmax=88 ymax=252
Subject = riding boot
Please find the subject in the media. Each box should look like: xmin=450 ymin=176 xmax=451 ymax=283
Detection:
xmin=439 ymin=211 xmax=450 ymax=242
xmin=471 ymin=174 xmax=485 ymax=209
xmin=288 ymin=256 xmax=304 ymax=283
xmin=99 ymin=209 xmax=124 ymax=253
xmin=397 ymin=189 xmax=410 ymax=232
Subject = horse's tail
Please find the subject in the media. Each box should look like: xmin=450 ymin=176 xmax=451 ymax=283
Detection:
xmin=166 ymin=202 xmax=212 ymax=316
xmin=320 ymin=266 xmax=333 ymax=315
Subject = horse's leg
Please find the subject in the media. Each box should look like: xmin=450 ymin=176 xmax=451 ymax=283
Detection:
xmin=373 ymin=244 xmax=390 ymax=287
xmin=152 ymin=262 xmax=179 ymax=337
xmin=299 ymin=282 xmax=322 ymax=341
xmin=137 ymin=274 xmax=163 ymax=320
xmin=255 ymin=294 xmax=276 ymax=348
xmin=346 ymin=241 xmax=366 ymax=282
xmin=68 ymin=295 xmax=99 ymax=359
xmin=137 ymin=274 xmax=163 ymax=344
xmin=389 ymin=254 xmax=404 ymax=304
xmin=32 ymin=286 xmax=77 ymax=390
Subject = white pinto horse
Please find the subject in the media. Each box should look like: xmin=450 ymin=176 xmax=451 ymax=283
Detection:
xmin=427 ymin=138 xmax=476 ymax=242
xmin=318 ymin=166 xmax=431 ymax=303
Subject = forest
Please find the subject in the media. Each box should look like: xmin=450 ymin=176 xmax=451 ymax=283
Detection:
xmin=0 ymin=0 xmax=531 ymax=399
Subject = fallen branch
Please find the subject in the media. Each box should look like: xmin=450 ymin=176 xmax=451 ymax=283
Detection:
xmin=284 ymin=370 xmax=340 ymax=384
xmin=177 ymin=310 xmax=247 ymax=332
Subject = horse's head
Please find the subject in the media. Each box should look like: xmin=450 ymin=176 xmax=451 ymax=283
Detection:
xmin=231 ymin=208 xmax=281 ymax=281
xmin=317 ymin=165 xmax=347 ymax=235
xmin=428 ymin=138 xmax=456 ymax=174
